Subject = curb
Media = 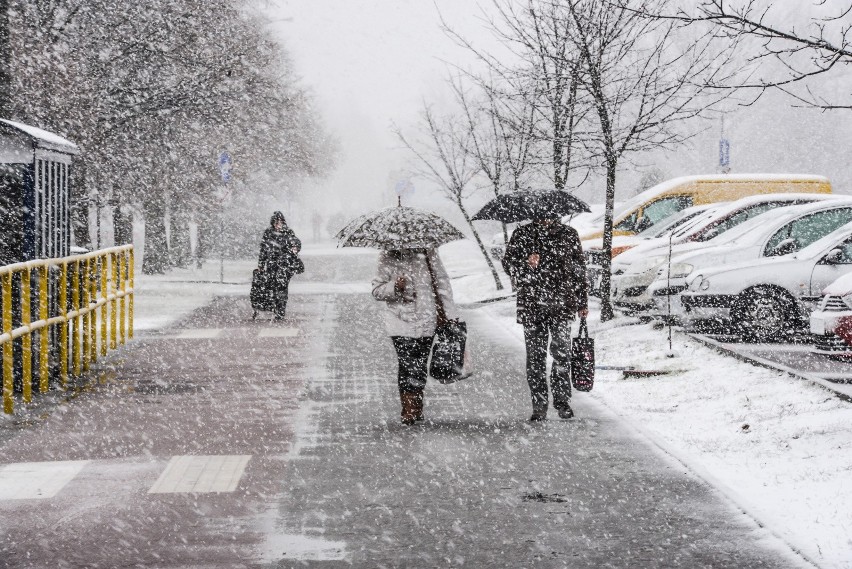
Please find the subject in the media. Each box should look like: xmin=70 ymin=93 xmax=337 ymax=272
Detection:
xmin=687 ymin=332 xmax=852 ymax=404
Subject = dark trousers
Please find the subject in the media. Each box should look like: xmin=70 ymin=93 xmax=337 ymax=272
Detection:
xmin=272 ymin=273 xmax=291 ymax=317
xmin=523 ymin=318 xmax=573 ymax=411
xmin=391 ymin=336 xmax=433 ymax=393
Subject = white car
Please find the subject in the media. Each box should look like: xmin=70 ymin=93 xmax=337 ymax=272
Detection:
xmin=611 ymin=194 xmax=838 ymax=311
xmin=647 ymin=198 xmax=852 ymax=321
xmin=810 ymin=272 xmax=852 ymax=357
xmin=666 ymin=223 xmax=852 ymax=341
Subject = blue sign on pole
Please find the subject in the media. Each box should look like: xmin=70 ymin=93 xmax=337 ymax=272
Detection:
xmin=719 ymin=139 xmax=730 ymax=168
xmin=218 ymin=151 xmax=232 ymax=184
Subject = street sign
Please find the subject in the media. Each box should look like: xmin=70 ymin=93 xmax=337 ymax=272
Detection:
xmin=394 ymin=178 xmax=414 ymax=197
xmin=719 ymin=139 xmax=730 ymax=168
xmin=218 ymin=151 xmax=232 ymax=184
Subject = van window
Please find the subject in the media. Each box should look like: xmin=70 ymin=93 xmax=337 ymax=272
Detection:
xmin=764 ymin=207 xmax=852 ymax=256
xmin=614 ymin=211 xmax=638 ymax=232
xmin=639 ymin=196 xmax=693 ymax=230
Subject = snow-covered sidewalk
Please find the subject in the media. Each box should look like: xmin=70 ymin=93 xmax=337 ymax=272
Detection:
xmin=131 ymin=241 xmax=852 ymax=568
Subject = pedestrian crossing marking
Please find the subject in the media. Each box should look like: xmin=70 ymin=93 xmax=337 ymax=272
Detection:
xmin=148 ymin=455 xmax=251 ymax=494
xmin=258 ymin=327 xmax=299 ymax=338
xmin=176 ymin=328 xmax=222 ymax=339
xmin=0 ymin=460 xmax=89 ymax=500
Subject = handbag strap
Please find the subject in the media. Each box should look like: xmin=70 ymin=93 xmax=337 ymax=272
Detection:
xmin=425 ymin=252 xmax=449 ymax=327
xmin=578 ymin=317 xmax=588 ymax=338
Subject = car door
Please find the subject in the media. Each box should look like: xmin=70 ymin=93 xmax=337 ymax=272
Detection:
xmin=810 ymin=235 xmax=852 ymax=296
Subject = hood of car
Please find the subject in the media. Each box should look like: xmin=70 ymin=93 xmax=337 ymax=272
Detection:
xmin=824 ymin=272 xmax=852 ymax=296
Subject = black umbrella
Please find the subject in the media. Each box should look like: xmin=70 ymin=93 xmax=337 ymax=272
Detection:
xmin=472 ymin=190 xmax=591 ymax=223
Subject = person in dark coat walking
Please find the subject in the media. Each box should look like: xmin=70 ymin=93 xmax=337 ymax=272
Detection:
xmin=258 ymin=211 xmax=302 ymax=320
xmin=502 ymin=218 xmax=588 ymax=421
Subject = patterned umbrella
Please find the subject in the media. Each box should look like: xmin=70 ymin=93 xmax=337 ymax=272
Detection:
xmin=336 ymin=206 xmax=465 ymax=249
xmin=472 ymin=190 xmax=591 ymax=223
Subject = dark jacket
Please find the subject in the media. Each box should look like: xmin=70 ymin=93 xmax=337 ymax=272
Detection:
xmin=259 ymin=226 xmax=302 ymax=276
xmin=501 ymin=221 xmax=588 ymax=325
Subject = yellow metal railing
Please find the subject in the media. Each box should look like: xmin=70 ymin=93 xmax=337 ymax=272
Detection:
xmin=1 ymin=245 xmax=134 ymax=414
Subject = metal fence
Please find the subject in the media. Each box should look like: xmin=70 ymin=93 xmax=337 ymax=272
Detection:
xmin=0 ymin=245 xmax=134 ymax=414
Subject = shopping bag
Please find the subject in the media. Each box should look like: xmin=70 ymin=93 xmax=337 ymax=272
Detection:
xmin=429 ymin=319 xmax=471 ymax=384
xmin=571 ymin=318 xmax=595 ymax=392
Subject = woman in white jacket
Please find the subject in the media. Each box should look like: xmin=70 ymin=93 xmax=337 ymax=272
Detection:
xmin=372 ymin=248 xmax=458 ymax=425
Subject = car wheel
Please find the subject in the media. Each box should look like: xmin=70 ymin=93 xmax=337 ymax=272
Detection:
xmin=733 ymin=287 xmax=794 ymax=343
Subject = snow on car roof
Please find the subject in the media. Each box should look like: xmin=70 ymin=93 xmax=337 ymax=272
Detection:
xmin=708 ymin=197 xmax=852 ymax=246
xmin=612 ymin=174 xmax=831 ymax=221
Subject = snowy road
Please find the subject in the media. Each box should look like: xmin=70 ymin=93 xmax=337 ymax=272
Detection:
xmin=0 ymin=250 xmax=809 ymax=567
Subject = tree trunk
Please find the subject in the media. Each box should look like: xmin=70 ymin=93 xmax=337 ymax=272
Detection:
xmin=0 ymin=0 xmax=10 ymax=117
xmin=170 ymin=208 xmax=191 ymax=267
xmin=142 ymin=190 xmax=169 ymax=274
xmin=599 ymin=156 xmax=617 ymax=321
xmin=458 ymin=197 xmax=503 ymax=291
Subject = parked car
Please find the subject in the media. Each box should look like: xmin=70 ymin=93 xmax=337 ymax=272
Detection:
xmin=647 ymin=198 xmax=852 ymax=326
xmin=583 ymin=174 xmax=832 ymax=294
xmin=810 ymin=272 xmax=852 ymax=358
xmin=655 ymin=222 xmax=852 ymax=341
xmin=611 ymin=194 xmax=841 ymax=311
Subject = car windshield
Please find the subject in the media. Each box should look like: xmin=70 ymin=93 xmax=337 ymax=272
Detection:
xmin=637 ymin=206 xmax=711 ymax=238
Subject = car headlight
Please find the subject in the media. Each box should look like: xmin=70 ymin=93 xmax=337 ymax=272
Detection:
xmin=689 ymin=275 xmax=710 ymax=292
xmin=843 ymin=292 xmax=852 ymax=310
xmin=658 ymin=262 xmax=694 ymax=279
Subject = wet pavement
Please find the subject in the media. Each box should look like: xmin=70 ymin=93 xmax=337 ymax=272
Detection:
xmin=0 ymin=251 xmax=810 ymax=568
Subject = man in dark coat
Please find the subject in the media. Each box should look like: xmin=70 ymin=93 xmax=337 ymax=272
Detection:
xmin=258 ymin=211 xmax=302 ymax=319
xmin=502 ymin=218 xmax=588 ymax=421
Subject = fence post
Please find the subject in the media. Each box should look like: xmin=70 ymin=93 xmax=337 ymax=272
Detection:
xmin=21 ymin=267 xmax=31 ymax=402
xmin=60 ymin=262 xmax=68 ymax=387
xmin=72 ymin=260 xmax=81 ymax=376
xmin=38 ymin=265 xmax=48 ymax=393
xmin=119 ymin=251 xmax=126 ymax=345
xmin=110 ymin=252 xmax=117 ymax=350
xmin=82 ymin=258 xmax=90 ymax=371
xmin=100 ymin=255 xmax=107 ymax=357
xmin=2 ymin=272 xmax=12 ymax=414
xmin=89 ymin=257 xmax=97 ymax=364
xmin=128 ymin=248 xmax=134 ymax=339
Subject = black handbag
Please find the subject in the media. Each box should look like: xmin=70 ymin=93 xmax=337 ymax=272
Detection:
xmin=430 ymin=319 xmax=469 ymax=383
xmin=425 ymin=255 xmax=471 ymax=384
xmin=291 ymin=255 xmax=305 ymax=275
xmin=571 ymin=318 xmax=594 ymax=392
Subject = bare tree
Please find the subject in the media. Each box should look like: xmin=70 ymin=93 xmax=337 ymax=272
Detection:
xmin=443 ymin=0 xmax=592 ymax=193
xmin=396 ymin=104 xmax=505 ymax=291
xmin=7 ymin=0 xmax=332 ymax=272
xmin=670 ymin=1 xmax=852 ymax=110
xmin=565 ymin=0 xmax=730 ymax=321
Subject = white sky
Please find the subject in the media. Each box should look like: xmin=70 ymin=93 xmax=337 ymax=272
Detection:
xmin=267 ymin=0 xmax=498 ymax=226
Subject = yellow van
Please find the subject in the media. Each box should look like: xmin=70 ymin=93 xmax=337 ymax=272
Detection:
xmin=581 ymin=174 xmax=832 ymax=243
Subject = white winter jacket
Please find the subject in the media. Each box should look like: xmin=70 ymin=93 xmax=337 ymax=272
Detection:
xmin=372 ymin=249 xmax=458 ymax=338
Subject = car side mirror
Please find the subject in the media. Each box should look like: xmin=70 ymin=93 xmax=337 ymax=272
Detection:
xmin=769 ymin=237 xmax=797 ymax=256
xmin=823 ymin=248 xmax=844 ymax=265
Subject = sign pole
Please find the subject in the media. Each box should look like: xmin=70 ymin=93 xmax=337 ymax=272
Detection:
xmin=217 ymin=151 xmax=232 ymax=284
